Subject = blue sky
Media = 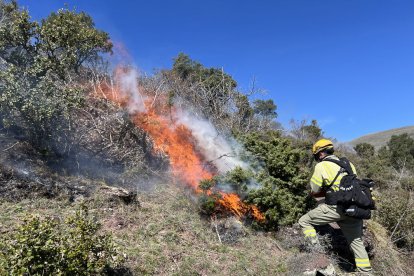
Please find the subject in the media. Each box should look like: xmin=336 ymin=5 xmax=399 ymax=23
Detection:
xmin=18 ymin=0 xmax=414 ymax=141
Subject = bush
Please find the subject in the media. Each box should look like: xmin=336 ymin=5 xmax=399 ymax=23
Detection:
xmin=387 ymin=133 xmax=414 ymax=171
xmin=239 ymin=131 xmax=314 ymax=228
xmin=198 ymin=178 xmax=222 ymax=215
xmin=375 ymin=189 xmax=414 ymax=250
xmin=196 ymin=131 xmax=314 ymax=227
xmin=354 ymin=143 xmax=375 ymax=158
xmin=222 ymin=166 xmax=254 ymax=195
xmin=0 ymin=204 xmax=125 ymax=275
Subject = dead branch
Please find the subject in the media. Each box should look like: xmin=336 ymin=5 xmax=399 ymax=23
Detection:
xmin=2 ymin=141 xmax=19 ymax=152
xmin=211 ymin=215 xmax=222 ymax=244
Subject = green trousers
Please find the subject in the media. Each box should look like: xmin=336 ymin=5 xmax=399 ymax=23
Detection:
xmin=298 ymin=204 xmax=372 ymax=273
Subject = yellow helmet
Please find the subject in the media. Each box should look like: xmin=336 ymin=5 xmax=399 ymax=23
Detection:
xmin=312 ymin=139 xmax=334 ymax=155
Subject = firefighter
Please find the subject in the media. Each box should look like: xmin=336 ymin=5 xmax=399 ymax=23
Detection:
xmin=298 ymin=139 xmax=372 ymax=274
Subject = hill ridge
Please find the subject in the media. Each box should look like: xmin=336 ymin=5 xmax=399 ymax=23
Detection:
xmin=349 ymin=125 xmax=414 ymax=148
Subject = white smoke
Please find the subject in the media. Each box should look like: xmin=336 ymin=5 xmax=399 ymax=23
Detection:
xmin=116 ymin=68 xmax=255 ymax=187
xmin=174 ymin=109 xmax=249 ymax=174
xmin=118 ymin=69 xmax=147 ymax=113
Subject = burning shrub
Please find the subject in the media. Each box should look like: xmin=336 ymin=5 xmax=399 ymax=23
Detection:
xmin=194 ymin=131 xmax=313 ymax=226
xmin=198 ymin=178 xmax=222 ymax=215
xmin=0 ymin=204 xmax=125 ymax=275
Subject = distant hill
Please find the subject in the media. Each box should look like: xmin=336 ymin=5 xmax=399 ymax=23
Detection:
xmin=349 ymin=125 xmax=414 ymax=149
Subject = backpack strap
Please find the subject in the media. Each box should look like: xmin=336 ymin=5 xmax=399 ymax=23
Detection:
xmin=324 ymin=169 xmax=342 ymax=189
xmin=324 ymin=157 xmax=354 ymax=175
xmin=322 ymin=157 xmax=353 ymax=189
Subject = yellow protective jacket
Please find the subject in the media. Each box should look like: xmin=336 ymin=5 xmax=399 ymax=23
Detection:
xmin=310 ymin=155 xmax=357 ymax=194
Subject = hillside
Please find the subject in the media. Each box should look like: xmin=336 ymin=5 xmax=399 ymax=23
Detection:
xmin=1 ymin=136 xmax=411 ymax=275
xmin=1 ymin=141 xmax=410 ymax=275
xmin=349 ymin=125 xmax=414 ymax=149
xmin=2 ymin=2 xmax=414 ymax=275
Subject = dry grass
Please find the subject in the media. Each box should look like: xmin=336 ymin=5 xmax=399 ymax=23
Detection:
xmin=367 ymin=220 xmax=414 ymax=276
xmin=1 ymin=182 xmax=413 ymax=275
xmin=0 ymin=183 xmax=288 ymax=275
xmin=92 ymin=184 xmax=289 ymax=275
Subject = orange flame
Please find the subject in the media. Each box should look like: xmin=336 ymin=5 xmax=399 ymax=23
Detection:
xmin=95 ymin=67 xmax=264 ymax=222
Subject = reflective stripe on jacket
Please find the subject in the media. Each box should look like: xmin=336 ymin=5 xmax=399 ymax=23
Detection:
xmin=310 ymin=155 xmax=357 ymax=193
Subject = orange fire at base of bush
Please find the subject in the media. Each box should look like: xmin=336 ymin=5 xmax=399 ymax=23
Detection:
xmin=95 ymin=68 xmax=265 ymax=222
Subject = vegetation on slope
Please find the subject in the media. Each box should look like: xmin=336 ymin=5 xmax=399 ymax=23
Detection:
xmin=1 ymin=1 xmax=414 ymax=275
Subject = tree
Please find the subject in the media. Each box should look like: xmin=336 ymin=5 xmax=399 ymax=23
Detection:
xmin=251 ymin=99 xmax=278 ymax=131
xmin=253 ymin=99 xmax=277 ymax=119
xmin=302 ymin=119 xmax=322 ymax=141
xmin=0 ymin=1 xmax=112 ymax=147
xmin=354 ymin=143 xmax=375 ymax=158
xmin=290 ymin=119 xmax=323 ymax=142
xmin=234 ymin=93 xmax=254 ymax=129
xmin=172 ymin=53 xmax=237 ymax=90
xmin=171 ymin=53 xmax=238 ymax=119
xmin=168 ymin=53 xmax=283 ymax=134
xmin=387 ymin=133 xmax=414 ymax=170
xmin=37 ymin=8 xmax=112 ymax=78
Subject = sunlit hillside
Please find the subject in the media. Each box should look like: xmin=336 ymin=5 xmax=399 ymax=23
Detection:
xmin=349 ymin=125 xmax=414 ymax=149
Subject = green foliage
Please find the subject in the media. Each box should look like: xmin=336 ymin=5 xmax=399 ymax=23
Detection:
xmin=301 ymin=120 xmax=323 ymax=142
xmin=167 ymin=53 xmax=281 ymax=134
xmin=387 ymin=133 xmax=414 ymax=170
xmin=289 ymin=119 xmax=323 ymax=144
xmin=198 ymin=193 xmax=222 ymax=216
xmin=354 ymin=143 xmax=375 ymax=158
xmin=234 ymin=93 xmax=254 ymax=126
xmin=350 ymin=142 xmax=393 ymax=188
xmin=239 ymin=131 xmax=313 ymax=227
xmin=171 ymin=53 xmax=239 ymax=120
xmin=37 ymin=8 xmax=112 ymax=77
xmin=0 ymin=204 xmax=125 ymax=275
xmin=0 ymin=0 xmax=37 ymax=67
xmin=223 ymin=166 xmax=254 ymax=194
xmin=199 ymin=178 xmax=216 ymax=191
xmin=0 ymin=2 xmax=112 ymax=147
xmin=172 ymin=53 xmax=237 ymax=90
xmin=253 ymin=99 xmax=277 ymax=120
xmin=197 ymin=178 xmax=222 ymax=215
xmin=353 ymin=155 xmax=391 ymax=188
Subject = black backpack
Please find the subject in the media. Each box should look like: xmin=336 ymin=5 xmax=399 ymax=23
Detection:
xmin=323 ymin=157 xmax=376 ymax=219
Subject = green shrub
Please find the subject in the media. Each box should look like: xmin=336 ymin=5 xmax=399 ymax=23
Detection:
xmin=196 ymin=131 xmax=314 ymax=227
xmin=354 ymin=143 xmax=375 ymax=158
xmin=222 ymin=166 xmax=254 ymax=195
xmin=0 ymin=204 xmax=125 ymax=275
xmin=198 ymin=178 xmax=222 ymax=215
xmin=198 ymin=193 xmax=222 ymax=216
xmin=239 ymin=131 xmax=314 ymax=228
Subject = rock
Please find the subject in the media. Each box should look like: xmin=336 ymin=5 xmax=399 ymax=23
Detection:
xmin=317 ymin=263 xmax=336 ymax=276
xmin=100 ymin=185 xmax=139 ymax=205
xmin=303 ymin=263 xmax=336 ymax=276
xmin=303 ymin=269 xmax=317 ymax=275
